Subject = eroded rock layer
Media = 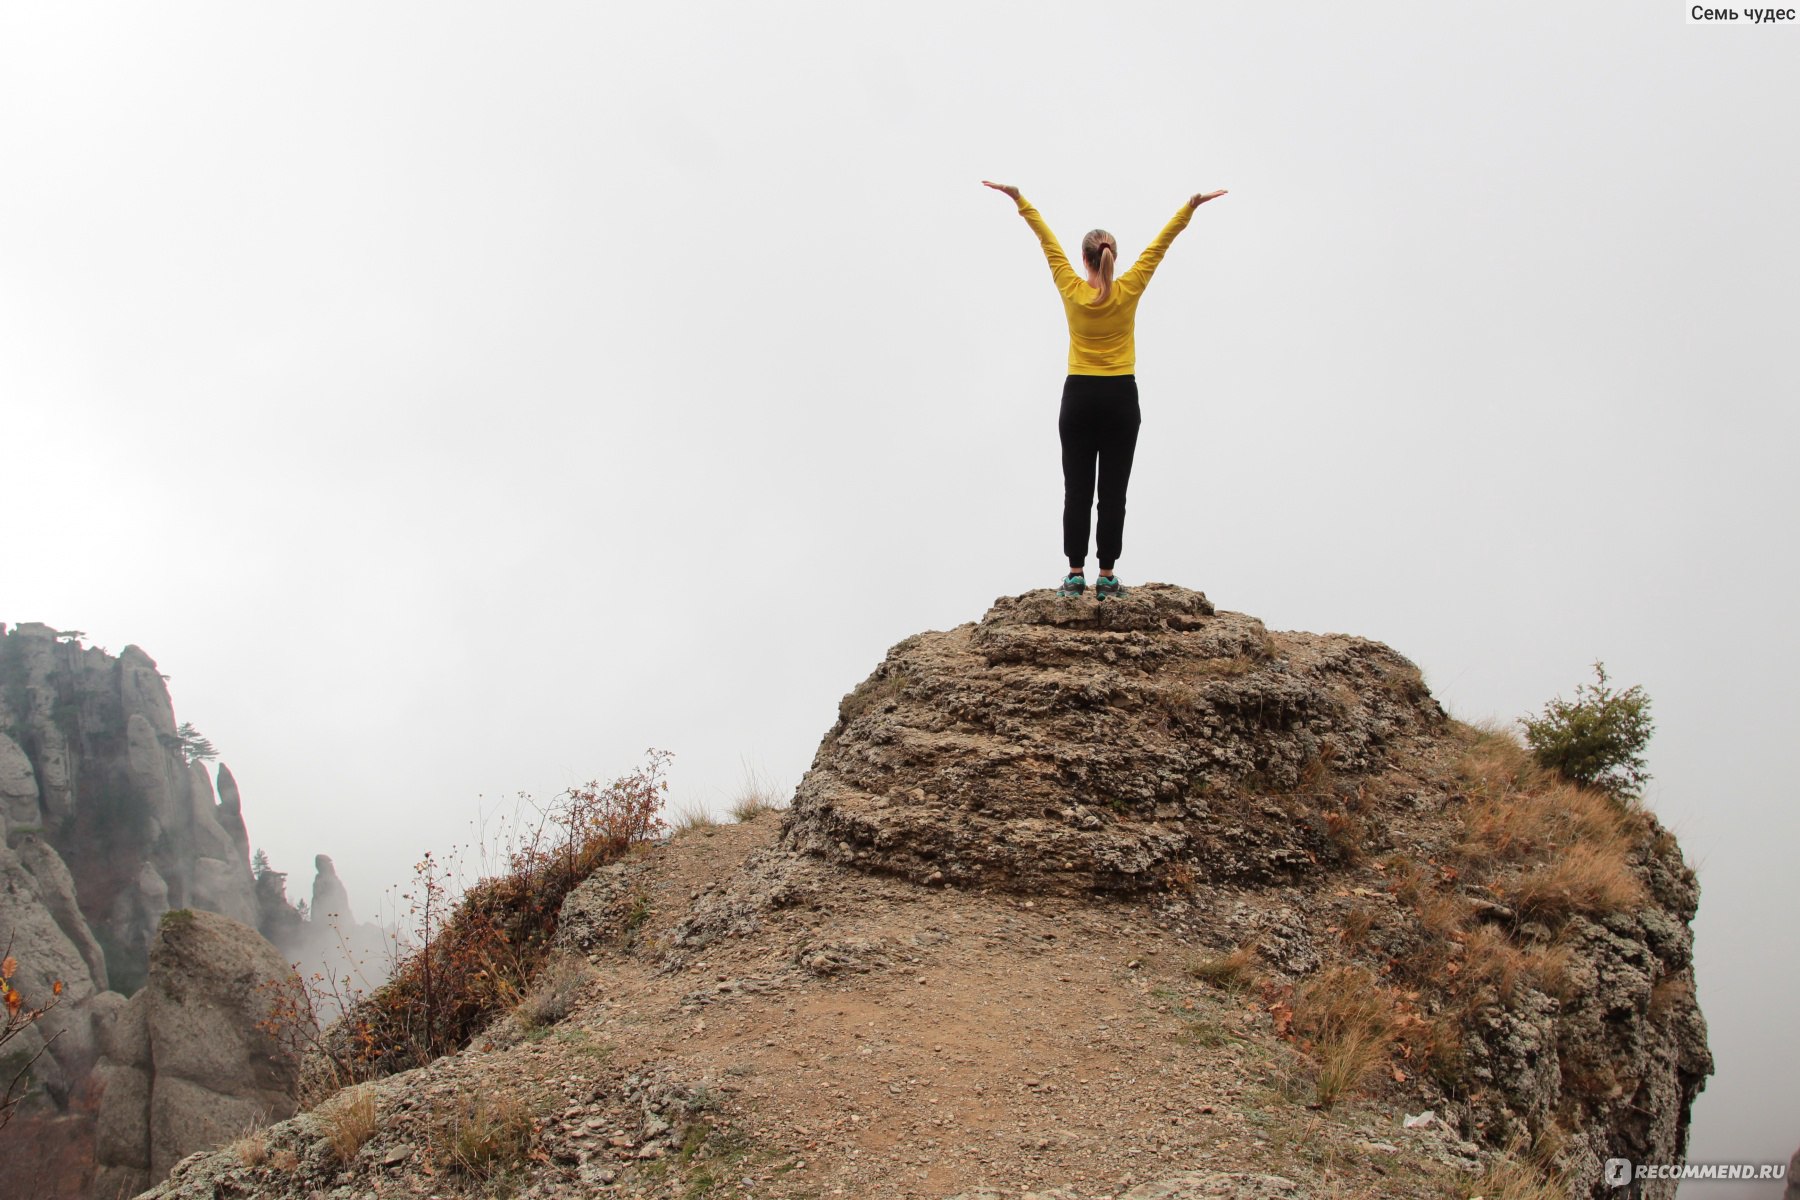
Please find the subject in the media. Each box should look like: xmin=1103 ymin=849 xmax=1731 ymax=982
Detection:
xmin=783 ymin=584 xmax=1445 ymax=895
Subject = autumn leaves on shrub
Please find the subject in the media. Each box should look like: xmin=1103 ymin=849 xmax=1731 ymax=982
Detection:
xmin=265 ymin=750 xmax=670 ymax=1087
xmin=1 ymin=951 xmax=65 ymax=1134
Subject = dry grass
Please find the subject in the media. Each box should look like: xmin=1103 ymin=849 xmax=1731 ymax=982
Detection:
xmin=1296 ymin=741 xmax=1339 ymax=795
xmin=1449 ymin=719 xmax=1651 ymax=927
xmin=1196 ymin=654 xmax=1262 ymax=678
xmin=318 ymin=1084 xmax=379 ymax=1164
xmin=726 ymin=763 xmax=788 ymax=821
xmin=1562 ymin=1057 xmax=1626 ymax=1108
xmin=1457 ymin=1146 xmax=1567 ymax=1200
xmin=1311 ymin=1023 xmax=1393 ymax=1109
xmin=728 ymin=793 xmax=785 ymax=822
xmin=1378 ymin=661 xmax=1430 ymax=705
xmin=1455 ymin=720 xmax=1645 ymax=856
xmin=1389 ymin=890 xmax=1471 ymax=981
xmin=1453 ymin=720 xmax=1544 ymax=794
xmin=1186 ymin=943 xmax=1260 ymax=992
xmin=1290 ymin=965 xmax=1399 ymax=1108
xmin=269 ymin=1147 xmax=300 ymax=1172
xmin=1461 ymin=781 xmax=1641 ymax=864
xmin=1381 ymin=882 xmax=1579 ymax=1096
xmin=669 ymin=801 xmax=719 ymax=835
xmin=1321 ymin=808 xmax=1367 ymax=864
xmin=1418 ymin=1013 xmax=1469 ymax=1089
xmin=1161 ymin=858 xmax=1198 ymax=895
xmin=1336 ymin=905 xmax=1378 ymax=947
xmin=435 ymin=1092 xmax=535 ymax=1179
xmin=1502 ymin=842 xmax=1648 ymax=921
xmin=1156 ymin=682 xmax=1202 ymax=727
xmin=516 ymin=955 xmax=597 ymax=1030
xmin=1380 ymin=853 xmax=1430 ymax=906
xmin=1416 ymin=888 xmax=1471 ymax=939
xmin=1458 ymin=925 xmax=1574 ymax=1004
xmin=1458 ymin=925 xmax=1525 ymax=1003
xmin=1159 ymin=644 xmax=1274 ymax=717
xmin=838 ymin=666 xmax=912 ymax=723
xmin=1649 ymin=972 xmax=1693 ymax=1022
xmin=228 ymin=1127 xmax=268 ymax=1167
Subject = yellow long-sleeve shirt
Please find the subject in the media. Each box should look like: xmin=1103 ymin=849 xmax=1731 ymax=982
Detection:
xmin=1016 ymin=195 xmax=1193 ymax=376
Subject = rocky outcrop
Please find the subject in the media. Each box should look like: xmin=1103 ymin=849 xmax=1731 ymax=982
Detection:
xmin=90 ymin=910 xmax=301 ymax=1200
xmin=0 ymin=622 xmax=374 ymax=1199
xmin=782 ymin=584 xmax=1712 ymax=1197
xmin=784 ymin=585 xmax=1443 ymax=895
xmin=0 ymin=623 xmax=260 ymax=990
xmin=309 ymin=854 xmax=354 ymax=926
xmin=0 ymin=833 xmax=107 ymax=1102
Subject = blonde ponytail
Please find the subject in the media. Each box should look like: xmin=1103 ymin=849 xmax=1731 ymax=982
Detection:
xmin=1081 ymin=229 xmax=1115 ymax=307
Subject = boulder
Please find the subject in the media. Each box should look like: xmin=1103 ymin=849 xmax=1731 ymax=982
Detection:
xmin=90 ymin=910 xmax=301 ymax=1192
xmin=783 ymin=584 xmax=1443 ymax=895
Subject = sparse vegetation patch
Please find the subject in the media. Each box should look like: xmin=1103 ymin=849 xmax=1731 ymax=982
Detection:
xmin=286 ymin=752 xmax=669 ymax=1083
xmin=318 ymin=1084 xmax=378 ymax=1164
xmin=1522 ymin=661 xmax=1654 ymax=800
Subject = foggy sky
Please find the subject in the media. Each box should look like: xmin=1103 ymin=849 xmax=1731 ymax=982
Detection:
xmin=3 ymin=3 xmax=1795 ymax=1192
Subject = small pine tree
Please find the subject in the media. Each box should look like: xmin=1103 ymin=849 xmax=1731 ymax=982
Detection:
xmin=1522 ymin=662 xmax=1654 ymax=800
xmin=175 ymin=722 xmax=218 ymax=765
xmin=252 ymin=849 xmax=271 ymax=880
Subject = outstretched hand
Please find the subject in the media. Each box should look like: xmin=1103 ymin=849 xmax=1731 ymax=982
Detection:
xmin=1189 ymin=189 xmax=1228 ymax=209
xmin=982 ymin=180 xmax=1021 ymax=200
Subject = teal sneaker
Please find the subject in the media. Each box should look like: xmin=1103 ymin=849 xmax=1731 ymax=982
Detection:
xmin=1095 ymin=573 xmax=1126 ymax=600
xmin=1056 ymin=573 xmax=1087 ymax=598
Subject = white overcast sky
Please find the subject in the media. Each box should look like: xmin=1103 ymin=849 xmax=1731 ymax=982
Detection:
xmin=3 ymin=2 xmax=1794 ymax=1189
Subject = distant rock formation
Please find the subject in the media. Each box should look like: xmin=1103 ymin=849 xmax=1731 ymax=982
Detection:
xmin=0 ymin=832 xmax=110 ymax=1095
xmin=0 ymin=623 xmax=262 ymax=988
xmin=0 ymin=622 xmax=378 ymax=1199
xmin=90 ymin=909 xmax=301 ymax=1200
xmin=310 ymin=854 xmax=355 ymax=927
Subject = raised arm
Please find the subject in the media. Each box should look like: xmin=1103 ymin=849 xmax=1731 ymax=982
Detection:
xmin=1117 ymin=188 xmax=1228 ymax=297
xmin=984 ymin=180 xmax=1078 ymax=294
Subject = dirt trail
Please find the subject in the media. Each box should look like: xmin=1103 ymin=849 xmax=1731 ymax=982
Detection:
xmin=523 ymin=816 xmax=1453 ymax=1199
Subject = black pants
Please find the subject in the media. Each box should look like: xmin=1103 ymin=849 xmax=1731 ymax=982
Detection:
xmin=1058 ymin=373 xmax=1141 ymax=570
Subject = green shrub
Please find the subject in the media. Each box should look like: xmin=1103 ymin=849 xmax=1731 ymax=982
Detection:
xmin=1522 ymin=662 xmax=1653 ymax=799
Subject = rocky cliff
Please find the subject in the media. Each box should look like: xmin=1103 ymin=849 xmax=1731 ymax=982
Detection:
xmin=107 ymin=586 xmax=1711 ymax=1200
xmin=782 ymin=585 xmax=1711 ymax=1193
xmin=0 ymin=624 xmax=261 ymax=992
xmin=90 ymin=909 xmax=302 ymax=1200
xmin=0 ymin=622 xmax=370 ymax=1198
xmin=783 ymin=587 xmax=1437 ymax=893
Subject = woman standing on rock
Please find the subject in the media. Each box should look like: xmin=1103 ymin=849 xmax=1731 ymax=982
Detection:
xmin=983 ymin=181 xmax=1227 ymax=599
